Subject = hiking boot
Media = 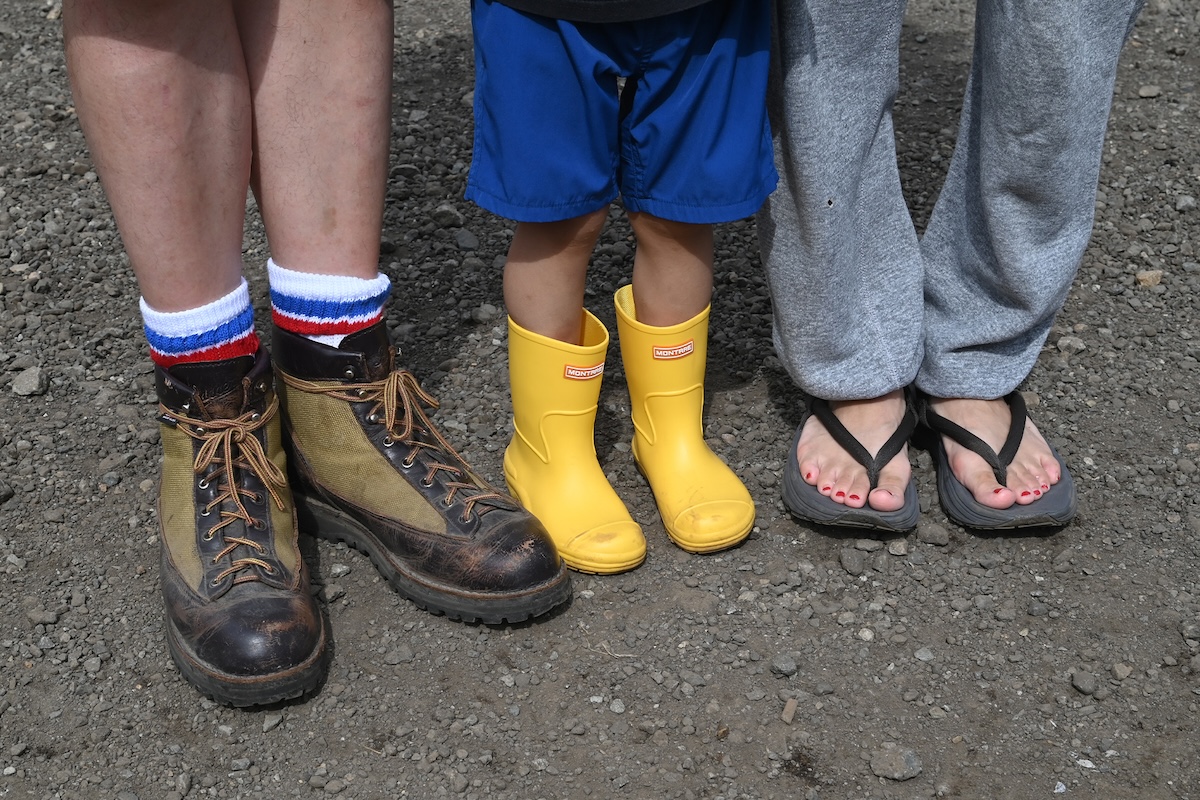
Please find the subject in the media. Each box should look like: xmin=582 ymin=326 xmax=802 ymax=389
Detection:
xmin=271 ymin=321 xmax=571 ymax=624
xmin=156 ymin=349 xmax=328 ymax=706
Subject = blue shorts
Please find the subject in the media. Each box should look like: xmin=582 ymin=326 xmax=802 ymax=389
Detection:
xmin=466 ymin=0 xmax=777 ymax=224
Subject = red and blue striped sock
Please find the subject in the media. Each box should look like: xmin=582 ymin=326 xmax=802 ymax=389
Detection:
xmin=267 ymin=258 xmax=391 ymax=348
xmin=140 ymin=279 xmax=259 ymax=368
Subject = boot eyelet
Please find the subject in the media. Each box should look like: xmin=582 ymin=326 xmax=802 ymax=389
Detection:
xmin=250 ymin=492 xmax=263 ymax=504
xmin=402 ymin=455 xmax=416 ymax=469
xmin=343 ymin=367 xmax=356 ymax=379
xmin=200 ymin=508 xmax=211 ymax=517
xmin=383 ymin=436 xmax=394 ymax=447
xmin=442 ymin=497 xmax=453 ymax=508
xmin=263 ymin=565 xmax=275 ymax=575
xmin=357 ymin=389 xmax=369 ymax=399
xmin=195 ymin=427 xmax=206 ymax=435
xmin=421 ymin=478 xmax=434 ymax=488
xmin=367 ymin=413 xmax=380 ymax=424
xmin=257 ymin=383 xmax=267 ymax=392
xmin=203 ymin=531 xmax=214 ymax=540
xmin=198 ymin=478 xmax=209 ymax=490
xmin=210 ymin=577 xmax=223 ymax=587
xmin=250 ymin=412 xmax=261 ymax=421
xmin=251 ymin=518 xmax=266 ymax=530
xmin=181 ymin=402 xmax=190 ymax=412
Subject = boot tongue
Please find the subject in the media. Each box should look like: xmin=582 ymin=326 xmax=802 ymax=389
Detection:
xmin=170 ymin=356 xmax=256 ymax=419
xmin=339 ymin=321 xmax=394 ymax=381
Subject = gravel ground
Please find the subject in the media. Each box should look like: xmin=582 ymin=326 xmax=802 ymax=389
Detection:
xmin=2 ymin=1 xmax=1199 ymax=798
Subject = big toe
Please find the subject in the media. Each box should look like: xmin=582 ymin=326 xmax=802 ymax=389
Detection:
xmin=868 ymin=478 xmax=908 ymax=513
xmin=963 ymin=468 xmax=1015 ymax=509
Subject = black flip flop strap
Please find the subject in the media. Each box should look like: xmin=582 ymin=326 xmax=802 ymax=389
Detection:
xmin=808 ymin=396 xmax=917 ymax=489
xmin=921 ymin=391 xmax=1026 ymax=485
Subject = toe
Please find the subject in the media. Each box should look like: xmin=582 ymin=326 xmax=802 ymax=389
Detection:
xmin=955 ymin=460 xmax=1015 ymax=509
xmin=843 ymin=471 xmax=871 ymax=509
xmin=868 ymin=450 xmax=911 ymax=513
xmin=797 ymin=455 xmax=822 ymax=488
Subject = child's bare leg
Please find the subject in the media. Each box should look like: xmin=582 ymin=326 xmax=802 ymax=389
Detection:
xmin=627 ymin=212 xmax=713 ymax=325
xmin=503 ymin=209 xmax=608 ymax=343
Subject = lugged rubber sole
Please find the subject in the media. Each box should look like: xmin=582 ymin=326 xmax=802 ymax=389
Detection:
xmin=293 ymin=491 xmax=572 ymax=625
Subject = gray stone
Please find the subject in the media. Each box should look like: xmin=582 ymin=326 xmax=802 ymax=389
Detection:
xmin=916 ymin=522 xmax=950 ymax=546
xmin=870 ymin=744 xmax=923 ymax=781
xmin=432 ymin=204 xmax=465 ymax=227
xmin=840 ymin=548 xmax=866 ymax=576
xmin=771 ymin=655 xmax=798 ymax=677
xmin=1071 ymin=669 xmax=1098 ymax=695
xmin=12 ymin=366 xmax=47 ymax=396
xmin=853 ymin=538 xmax=884 ymax=552
xmin=384 ymin=645 xmax=415 ymax=665
xmin=454 ymin=228 xmax=479 ymax=250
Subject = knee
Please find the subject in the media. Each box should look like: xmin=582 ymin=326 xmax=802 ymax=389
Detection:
xmin=518 ymin=209 xmax=608 ymax=256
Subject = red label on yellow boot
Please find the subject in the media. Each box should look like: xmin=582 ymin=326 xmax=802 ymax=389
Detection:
xmin=653 ymin=340 xmax=694 ymax=360
xmin=564 ymin=363 xmax=604 ymax=380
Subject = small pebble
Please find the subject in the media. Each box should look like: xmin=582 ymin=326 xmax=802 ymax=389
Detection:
xmin=870 ymin=744 xmax=923 ymax=780
xmin=771 ymin=655 xmax=798 ymax=677
xmin=1072 ymin=670 xmax=1098 ymax=696
xmin=917 ymin=523 xmax=950 ymax=546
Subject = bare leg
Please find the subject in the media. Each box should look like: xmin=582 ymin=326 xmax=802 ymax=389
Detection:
xmin=233 ymin=0 xmax=393 ymax=279
xmin=63 ymin=0 xmax=250 ymax=311
xmin=503 ymin=210 xmax=608 ymax=344
xmin=627 ymin=213 xmax=712 ymax=327
xmin=927 ymin=397 xmax=1062 ymax=509
xmin=794 ymin=391 xmax=911 ymax=512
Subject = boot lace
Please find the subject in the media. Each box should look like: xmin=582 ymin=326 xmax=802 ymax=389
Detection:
xmin=280 ymin=369 xmax=509 ymax=522
xmin=163 ymin=396 xmax=288 ymax=585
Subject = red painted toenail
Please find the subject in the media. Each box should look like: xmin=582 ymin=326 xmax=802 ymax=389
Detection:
xmin=849 ymin=494 xmax=860 ymax=501
xmin=993 ymin=488 xmax=1004 ymax=494
xmin=1033 ymin=490 xmax=1041 ymax=496
xmin=805 ymin=472 xmax=813 ymax=481
xmin=835 ymin=491 xmax=845 ymax=498
xmin=1041 ymin=484 xmax=1049 ymax=490
xmin=822 ymin=486 xmax=831 ymax=493
xmin=1020 ymin=491 xmax=1031 ymax=497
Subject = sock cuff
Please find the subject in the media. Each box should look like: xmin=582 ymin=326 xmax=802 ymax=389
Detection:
xmin=140 ymin=279 xmax=258 ymax=367
xmin=267 ymin=258 xmax=391 ymax=337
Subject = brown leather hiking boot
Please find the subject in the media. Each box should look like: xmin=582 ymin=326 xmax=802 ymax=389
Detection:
xmin=271 ymin=321 xmax=571 ymax=624
xmin=156 ymin=349 xmax=328 ymax=706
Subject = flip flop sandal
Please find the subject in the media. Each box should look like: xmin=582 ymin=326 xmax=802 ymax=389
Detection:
xmin=918 ymin=391 xmax=1077 ymax=530
xmin=781 ymin=394 xmax=920 ymax=532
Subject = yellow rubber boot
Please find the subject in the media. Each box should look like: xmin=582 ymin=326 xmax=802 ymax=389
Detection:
xmin=504 ymin=311 xmax=646 ymax=574
xmin=614 ymin=285 xmax=754 ymax=552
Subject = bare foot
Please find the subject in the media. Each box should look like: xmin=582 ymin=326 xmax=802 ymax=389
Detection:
xmin=927 ymin=396 xmax=1063 ymax=509
xmin=795 ymin=390 xmax=912 ymax=513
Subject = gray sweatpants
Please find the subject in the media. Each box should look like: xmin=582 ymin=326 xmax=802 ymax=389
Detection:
xmin=758 ymin=0 xmax=1143 ymax=400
